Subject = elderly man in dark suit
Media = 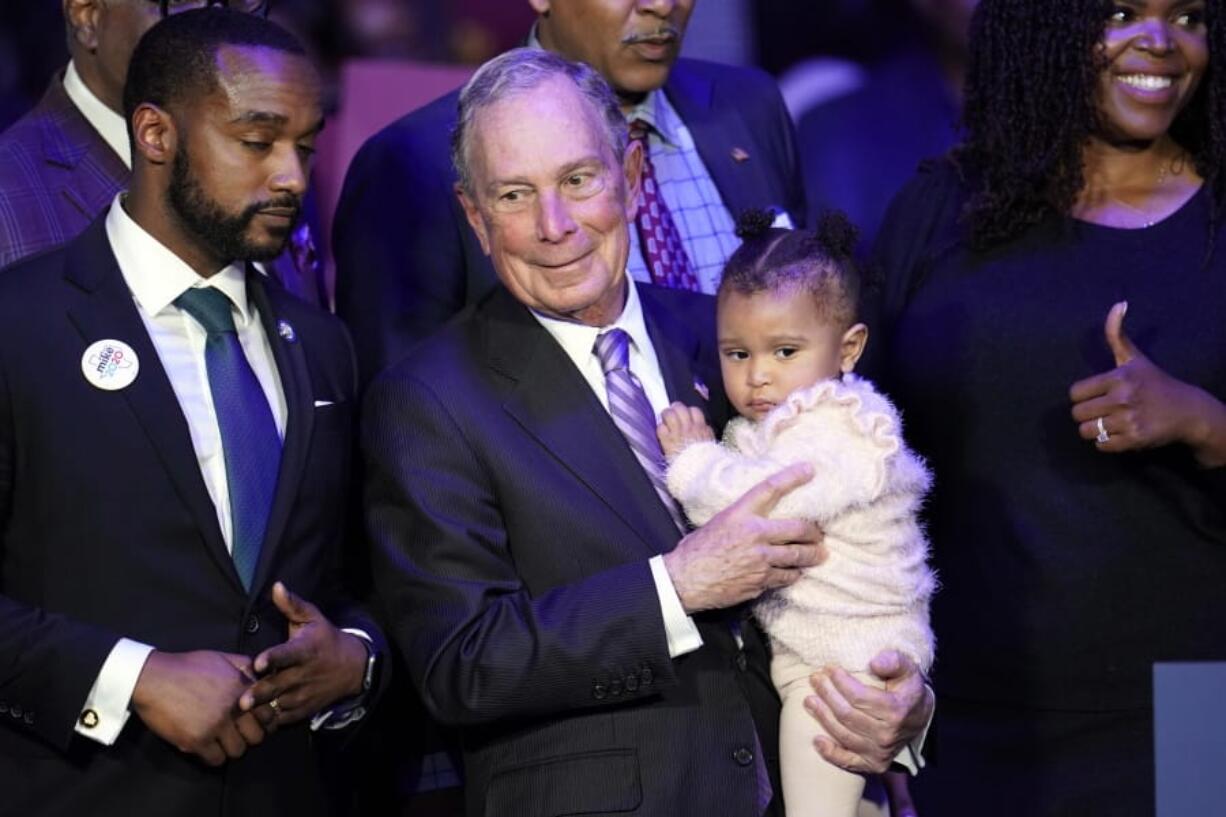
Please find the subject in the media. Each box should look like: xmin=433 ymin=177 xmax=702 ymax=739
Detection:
xmin=0 ymin=0 xmax=325 ymax=306
xmin=334 ymin=0 xmax=807 ymax=387
xmin=0 ymin=11 xmax=381 ymax=816
xmin=365 ymin=48 xmax=930 ymax=817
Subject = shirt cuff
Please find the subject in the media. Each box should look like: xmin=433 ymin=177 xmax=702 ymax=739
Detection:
xmin=75 ymin=638 xmax=155 ymax=746
xmin=893 ymin=683 xmax=935 ymax=775
xmin=309 ymin=628 xmax=372 ymax=732
xmin=648 ymin=555 xmax=703 ymax=658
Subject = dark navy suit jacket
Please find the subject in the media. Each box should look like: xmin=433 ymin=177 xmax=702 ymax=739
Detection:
xmin=0 ymin=218 xmax=381 ymax=817
xmin=363 ymin=284 xmax=783 ymax=817
xmin=333 ymin=58 xmax=806 ymax=387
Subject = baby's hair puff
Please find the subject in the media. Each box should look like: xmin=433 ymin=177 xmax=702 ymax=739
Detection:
xmin=719 ymin=208 xmax=863 ymax=329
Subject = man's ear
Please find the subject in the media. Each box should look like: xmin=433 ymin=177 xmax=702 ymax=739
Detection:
xmin=839 ymin=322 xmax=869 ymax=374
xmin=456 ymin=185 xmax=492 ymax=256
xmin=622 ymin=138 xmax=644 ymax=221
xmin=64 ymin=0 xmax=103 ymax=52
xmin=131 ymin=103 xmax=176 ymax=166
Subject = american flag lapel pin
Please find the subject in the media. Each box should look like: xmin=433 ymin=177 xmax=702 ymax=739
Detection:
xmin=693 ymin=377 xmax=709 ymax=401
xmin=731 ymin=147 xmax=750 ymax=163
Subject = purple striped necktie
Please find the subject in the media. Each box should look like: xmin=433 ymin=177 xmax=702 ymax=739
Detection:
xmin=629 ymin=120 xmax=701 ymax=292
xmin=593 ymin=329 xmax=687 ymax=534
xmin=596 ymin=329 xmax=773 ymax=812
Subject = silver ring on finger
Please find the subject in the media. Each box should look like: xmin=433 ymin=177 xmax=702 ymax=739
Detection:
xmin=1095 ymin=416 xmax=1110 ymax=444
xmin=268 ymin=698 xmax=281 ymax=714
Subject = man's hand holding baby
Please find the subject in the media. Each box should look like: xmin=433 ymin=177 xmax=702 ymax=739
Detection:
xmin=657 ymin=402 xmax=716 ymax=459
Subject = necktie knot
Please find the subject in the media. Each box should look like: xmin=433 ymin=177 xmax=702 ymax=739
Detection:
xmin=628 ymin=118 xmax=651 ymax=145
xmin=176 ymin=286 xmax=237 ymax=335
xmin=595 ymin=329 xmax=631 ymax=375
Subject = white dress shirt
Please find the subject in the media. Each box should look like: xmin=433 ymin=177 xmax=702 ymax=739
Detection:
xmin=75 ymin=195 xmax=286 ymax=745
xmin=530 ymin=278 xmax=703 ymax=658
xmin=62 ymin=61 xmax=132 ymax=170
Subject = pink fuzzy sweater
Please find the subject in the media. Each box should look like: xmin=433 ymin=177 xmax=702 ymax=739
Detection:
xmin=666 ymin=374 xmax=936 ymax=672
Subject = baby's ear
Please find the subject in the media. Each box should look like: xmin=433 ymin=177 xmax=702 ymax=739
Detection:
xmin=839 ymin=323 xmax=869 ymax=373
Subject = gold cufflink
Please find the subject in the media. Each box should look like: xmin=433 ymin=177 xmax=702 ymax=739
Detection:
xmin=79 ymin=709 xmax=99 ymax=729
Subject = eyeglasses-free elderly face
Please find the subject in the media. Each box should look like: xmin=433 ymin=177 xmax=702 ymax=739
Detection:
xmin=150 ymin=0 xmax=270 ymax=19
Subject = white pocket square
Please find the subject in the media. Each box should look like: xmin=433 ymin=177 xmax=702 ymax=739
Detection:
xmin=313 ymin=399 xmax=335 ymax=408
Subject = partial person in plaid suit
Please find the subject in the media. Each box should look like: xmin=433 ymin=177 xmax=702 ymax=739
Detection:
xmin=0 ymin=0 xmax=326 ymax=308
xmin=333 ymin=0 xmax=807 ymax=389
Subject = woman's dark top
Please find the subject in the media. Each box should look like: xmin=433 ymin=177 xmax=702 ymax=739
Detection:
xmin=870 ymin=160 xmax=1226 ymax=710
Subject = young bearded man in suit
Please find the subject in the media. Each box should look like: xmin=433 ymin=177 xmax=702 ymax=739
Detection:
xmin=0 ymin=0 xmax=326 ymax=307
xmin=333 ymin=0 xmax=808 ymax=387
xmin=364 ymin=49 xmax=931 ymax=817
xmin=0 ymin=10 xmax=382 ymax=816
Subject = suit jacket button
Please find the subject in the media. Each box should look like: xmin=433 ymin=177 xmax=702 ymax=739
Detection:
xmin=640 ymin=666 xmax=654 ymax=685
xmin=0 ymin=702 xmax=7 ymax=715
xmin=245 ymin=615 xmax=261 ymax=635
xmin=592 ymin=682 xmax=607 ymax=700
xmin=735 ymin=653 xmax=748 ymax=671
xmin=23 ymin=712 xmax=33 ymax=725
xmin=10 ymin=705 xmax=22 ymax=719
xmin=733 ymin=747 xmax=754 ymax=766
xmin=625 ymin=674 xmax=639 ymax=692
xmin=609 ymin=678 xmax=623 ymax=697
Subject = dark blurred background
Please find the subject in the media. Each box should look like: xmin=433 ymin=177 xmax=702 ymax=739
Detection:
xmin=0 ymin=0 xmax=930 ymax=131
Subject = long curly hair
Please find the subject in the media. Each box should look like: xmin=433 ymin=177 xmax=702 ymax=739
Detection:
xmin=955 ymin=0 xmax=1226 ymax=250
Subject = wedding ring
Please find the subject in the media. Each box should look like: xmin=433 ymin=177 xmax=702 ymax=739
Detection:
xmin=268 ymin=698 xmax=281 ymax=713
xmin=1095 ymin=417 xmax=1110 ymax=444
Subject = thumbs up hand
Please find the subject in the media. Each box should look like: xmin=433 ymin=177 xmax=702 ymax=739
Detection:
xmin=1103 ymin=301 xmax=1139 ymax=366
xmin=1070 ymin=302 xmax=1226 ymax=465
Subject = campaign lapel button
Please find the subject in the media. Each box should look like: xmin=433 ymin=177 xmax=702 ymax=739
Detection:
xmin=81 ymin=339 xmax=140 ymax=391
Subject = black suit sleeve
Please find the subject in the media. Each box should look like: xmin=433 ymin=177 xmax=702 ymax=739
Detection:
xmin=362 ymin=372 xmax=678 ymax=727
xmin=0 ymin=346 xmax=119 ymax=751
xmin=295 ymin=316 xmax=392 ymax=706
xmin=332 ymin=125 xmax=473 ymax=389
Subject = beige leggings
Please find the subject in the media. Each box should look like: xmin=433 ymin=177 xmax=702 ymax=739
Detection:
xmin=771 ymin=648 xmax=884 ymax=817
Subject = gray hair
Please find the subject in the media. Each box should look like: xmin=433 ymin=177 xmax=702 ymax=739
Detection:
xmin=451 ymin=48 xmax=629 ymax=195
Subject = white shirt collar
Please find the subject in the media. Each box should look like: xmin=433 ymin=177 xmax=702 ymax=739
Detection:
xmin=62 ymin=60 xmax=132 ymax=169
xmin=531 ymin=276 xmax=655 ymax=369
xmin=623 ymin=90 xmax=678 ymax=147
xmin=104 ymin=193 xmax=253 ymax=322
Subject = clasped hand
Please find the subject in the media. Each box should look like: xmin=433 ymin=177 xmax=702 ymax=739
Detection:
xmin=131 ymin=582 xmax=367 ymax=766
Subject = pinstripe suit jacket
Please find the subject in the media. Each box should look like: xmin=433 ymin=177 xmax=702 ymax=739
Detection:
xmin=0 ymin=75 xmax=126 ymax=270
xmin=364 ymin=284 xmax=784 ymax=817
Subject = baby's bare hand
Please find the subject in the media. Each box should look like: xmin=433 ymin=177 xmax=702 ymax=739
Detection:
xmin=657 ymin=402 xmax=715 ymax=459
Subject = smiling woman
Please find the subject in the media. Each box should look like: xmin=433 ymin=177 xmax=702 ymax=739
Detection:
xmin=867 ymin=0 xmax=1226 ymax=815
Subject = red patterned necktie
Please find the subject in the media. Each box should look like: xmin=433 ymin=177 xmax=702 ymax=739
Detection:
xmin=629 ymin=119 xmax=701 ymax=292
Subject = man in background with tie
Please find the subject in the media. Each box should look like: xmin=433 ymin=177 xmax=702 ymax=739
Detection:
xmin=364 ymin=49 xmax=928 ymax=816
xmin=0 ymin=0 xmax=326 ymax=307
xmin=0 ymin=10 xmax=381 ymax=816
xmin=334 ymin=0 xmax=806 ymax=387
